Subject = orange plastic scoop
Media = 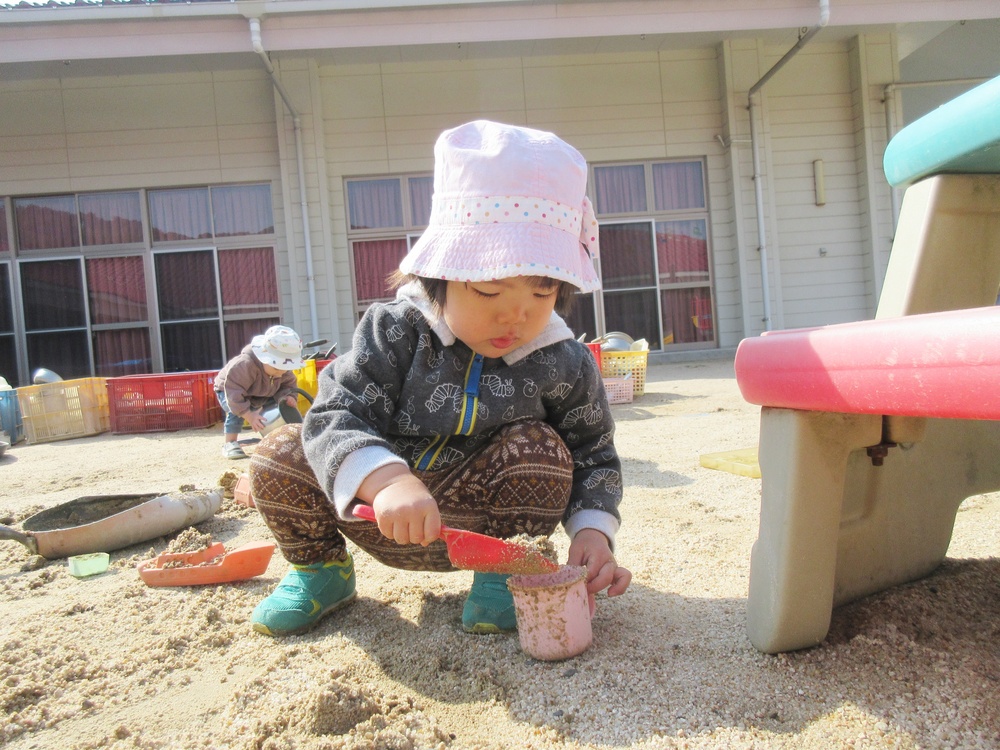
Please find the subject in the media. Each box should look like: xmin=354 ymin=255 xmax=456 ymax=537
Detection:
xmin=137 ymin=541 xmax=275 ymax=587
xmin=352 ymin=504 xmax=558 ymax=575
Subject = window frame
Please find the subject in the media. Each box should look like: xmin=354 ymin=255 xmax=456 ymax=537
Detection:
xmin=589 ymin=157 xmax=715 ymax=352
xmin=1 ymin=182 xmax=280 ymax=382
xmin=345 ymin=174 xmax=433 ymax=320
xmin=0 ymin=259 xmax=19 ymax=385
xmin=151 ymin=246 xmax=225 ymax=371
xmin=17 ymin=255 xmax=95 ymax=378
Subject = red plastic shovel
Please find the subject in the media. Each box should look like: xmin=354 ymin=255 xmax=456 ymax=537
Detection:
xmin=352 ymin=504 xmax=558 ymax=575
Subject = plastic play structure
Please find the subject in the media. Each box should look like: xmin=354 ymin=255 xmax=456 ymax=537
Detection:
xmin=734 ymin=74 xmax=1000 ymax=653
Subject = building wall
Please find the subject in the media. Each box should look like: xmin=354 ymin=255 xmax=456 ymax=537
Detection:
xmin=316 ymin=39 xmax=897 ymax=347
xmin=318 ymin=48 xmax=740 ymax=346
xmin=0 ymin=33 xmax=901 ymax=362
xmin=0 ymin=68 xmax=281 ymax=194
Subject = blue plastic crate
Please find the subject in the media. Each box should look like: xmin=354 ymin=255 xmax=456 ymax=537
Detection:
xmin=0 ymin=390 xmax=24 ymax=444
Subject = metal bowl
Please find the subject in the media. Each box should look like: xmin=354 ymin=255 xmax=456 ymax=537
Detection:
xmin=32 ymin=368 xmax=63 ymax=384
xmin=598 ymin=332 xmax=635 ymax=352
xmin=257 ymin=400 xmax=304 ymax=436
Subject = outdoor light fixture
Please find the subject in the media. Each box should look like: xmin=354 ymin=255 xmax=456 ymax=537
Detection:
xmin=813 ymin=158 xmax=826 ymax=206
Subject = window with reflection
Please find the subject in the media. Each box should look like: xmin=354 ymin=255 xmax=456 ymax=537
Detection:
xmin=218 ymin=247 xmax=280 ymax=360
xmin=346 ymin=175 xmax=433 ymax=317
xmin=594 ymin=164 xmax=647 ymax=215
xmin=149 ymin=188 xmax=212 ymax=242
xmin=79 ymin=192 xmax=144 ymax=246
xmin=14 ymin=195 xmax=80 ymax=251
xmin=0 ymin=263 xmax=16 ymax=384
xmin=592 ymin=159 xmax=713 ymax=350
xmin=6 ymin=183 xmax=279 ymax=377
xmin=0 ymin=204 xmax=9 ymax=254
xmin=211 ymin=185 xmax=274 ymax=237
xmin=348 ymin=179 xmax=404 ymax=231
xmin=20 ymin=259 xmax=91 ymax=379
xmin=87 ymin=255 xmax=151 ymax=376
xmin=353 ymin=239 xmax=408 ymax=308
xmin=155 ymin=249 xmax=222 ymax=371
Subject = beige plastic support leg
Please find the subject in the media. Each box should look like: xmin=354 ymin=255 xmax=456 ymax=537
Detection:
xmin=749 ymin=410 xmax=1000 ymax=653
xmin=747 ymin=408 xmax=882 ymax=654
xmin=877 ymin=173 xmax=1000 ymax=317
xmin=832 ymin=418 xmax=1000 ymax=607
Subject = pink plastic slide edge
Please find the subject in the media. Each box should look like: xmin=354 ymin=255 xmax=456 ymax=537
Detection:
xmin=734 ymin=306 xmax=1000 ymax=421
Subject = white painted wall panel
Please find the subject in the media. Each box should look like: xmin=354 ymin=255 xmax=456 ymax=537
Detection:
xmin=763 ymin=43 xmax=874 ymax=329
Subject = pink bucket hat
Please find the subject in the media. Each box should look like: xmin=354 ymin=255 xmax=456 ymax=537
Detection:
xmin=399 ymin=120 xmax=601 ymax=292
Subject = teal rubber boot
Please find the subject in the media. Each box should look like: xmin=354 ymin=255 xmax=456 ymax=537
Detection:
xmin=462 ymin=571 xmax=516 ymax=634
xmin=251 ymin=554 xmax=356 ymax=637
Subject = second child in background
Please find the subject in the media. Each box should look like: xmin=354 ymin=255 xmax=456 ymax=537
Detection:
xmin=214 ymin=325 xmax=304 ymax=459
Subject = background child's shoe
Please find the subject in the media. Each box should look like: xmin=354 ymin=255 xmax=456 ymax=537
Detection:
xmin=462 ymin=571 xmax=516 ymax=633
xmin=252 ymin=554 xmax=356 ymax=636
xmin=223 ymin=442 xmax=247 ymax=459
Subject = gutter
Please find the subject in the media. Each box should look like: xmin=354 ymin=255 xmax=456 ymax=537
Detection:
xmin=249 ymin=17 xmax=319 ymax=342
xmin=747 ymin=0 xmax=830 ymax=331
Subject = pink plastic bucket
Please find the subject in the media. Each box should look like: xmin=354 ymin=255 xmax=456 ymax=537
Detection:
xmin=508 ymin=565 xmax=592 ymax=661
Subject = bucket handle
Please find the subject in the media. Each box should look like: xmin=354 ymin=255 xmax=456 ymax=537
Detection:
xmin=0 ymin=525 xmax=39 ymax=555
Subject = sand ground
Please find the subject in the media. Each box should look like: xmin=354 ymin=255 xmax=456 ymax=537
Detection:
xmin=0 ymin=358 xmax=998 ymax=750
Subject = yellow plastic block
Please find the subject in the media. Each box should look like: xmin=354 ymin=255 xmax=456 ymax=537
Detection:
xmin=699 ymin=447 xmax=761 ymax=478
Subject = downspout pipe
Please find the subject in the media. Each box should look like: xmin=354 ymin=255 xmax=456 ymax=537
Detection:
xmin=249 ymin=17 xmax=319 ymax=341
xmin=747 ymin=0 xmax=829 ymax=331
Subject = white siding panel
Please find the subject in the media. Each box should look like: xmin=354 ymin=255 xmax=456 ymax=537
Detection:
xmin=767 ymin=46 xmax=851 ymax=97
xmin=0 ymin=134 xmax=70 ymax=188
xmin=0 ymin=89 xmax=65 ymax=135
xmin=382 ymin=65 xmax=526 ymax=117
xmin=214 ymin=79 xmax=277 ymax=127
xmin=660 ymin=55 xmax=721 ymax=102
xmin=63 ymin=81 xmax=218 ymax=133
xmin=524 ymin=58 xmax=662 ymax=110
xmin=762 ymin=42 xmax=872 ymax=331
xmin=322 ymin=75 xmax=387 ymax=120
xmin=66 ymin=126 xmax=219 ymax=149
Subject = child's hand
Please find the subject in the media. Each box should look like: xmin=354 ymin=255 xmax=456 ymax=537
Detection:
xmin=284 ymin=395 xmax=298 ymax=408
xmin=247 ymin=410 xmax=266 ymax=432
xmin=567 ymin=528 xmax=632 ymax=600
xmin=358 ymin=465 xmax=441 ymax=546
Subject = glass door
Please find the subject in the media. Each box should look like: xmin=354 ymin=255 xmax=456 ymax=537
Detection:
xmin=153 ymin=249 xmax=223 ymax=372
xmin=0 ymin=262 xmax=18 ymax=385
xmin=19 ymin=258 xmax=92 ymax=380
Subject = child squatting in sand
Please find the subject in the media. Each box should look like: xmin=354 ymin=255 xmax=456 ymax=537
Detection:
xmin=248 ymin=119 xmax=631 ymax=637
xmin=214 ymin=325 xmax=304 ymax=460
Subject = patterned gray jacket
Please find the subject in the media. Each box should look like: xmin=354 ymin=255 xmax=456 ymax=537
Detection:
xmin=302 ymin=286 xmax=623 ymax=543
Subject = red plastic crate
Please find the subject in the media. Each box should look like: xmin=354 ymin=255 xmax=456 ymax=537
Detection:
xmin=107 ymin=371 xmax=221 ymax=434
xmin=585 ymin=343 xmax=602 ymax=374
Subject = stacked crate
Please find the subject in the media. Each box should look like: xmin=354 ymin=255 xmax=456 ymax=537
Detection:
xmin=601 ymin=350 xmax=649 ymax=397
xmin=106 ymin=371 xmax=221 ymax=434
xmin=17 ymin=378 xmax=110 ymax=443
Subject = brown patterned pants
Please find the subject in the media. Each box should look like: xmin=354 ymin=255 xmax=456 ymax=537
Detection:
xmin=248 ymin=420 xmax=573 ymax=571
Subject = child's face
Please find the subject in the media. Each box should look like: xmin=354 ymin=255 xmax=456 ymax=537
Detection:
xmin=442 ymin=277 xmax=559 ymax=358
xmin=261 ymin=363 xmax=286 ymax=377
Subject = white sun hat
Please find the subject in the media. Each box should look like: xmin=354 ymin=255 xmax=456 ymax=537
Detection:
xmin=251 ymin=325 xmax=304 ymax=371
